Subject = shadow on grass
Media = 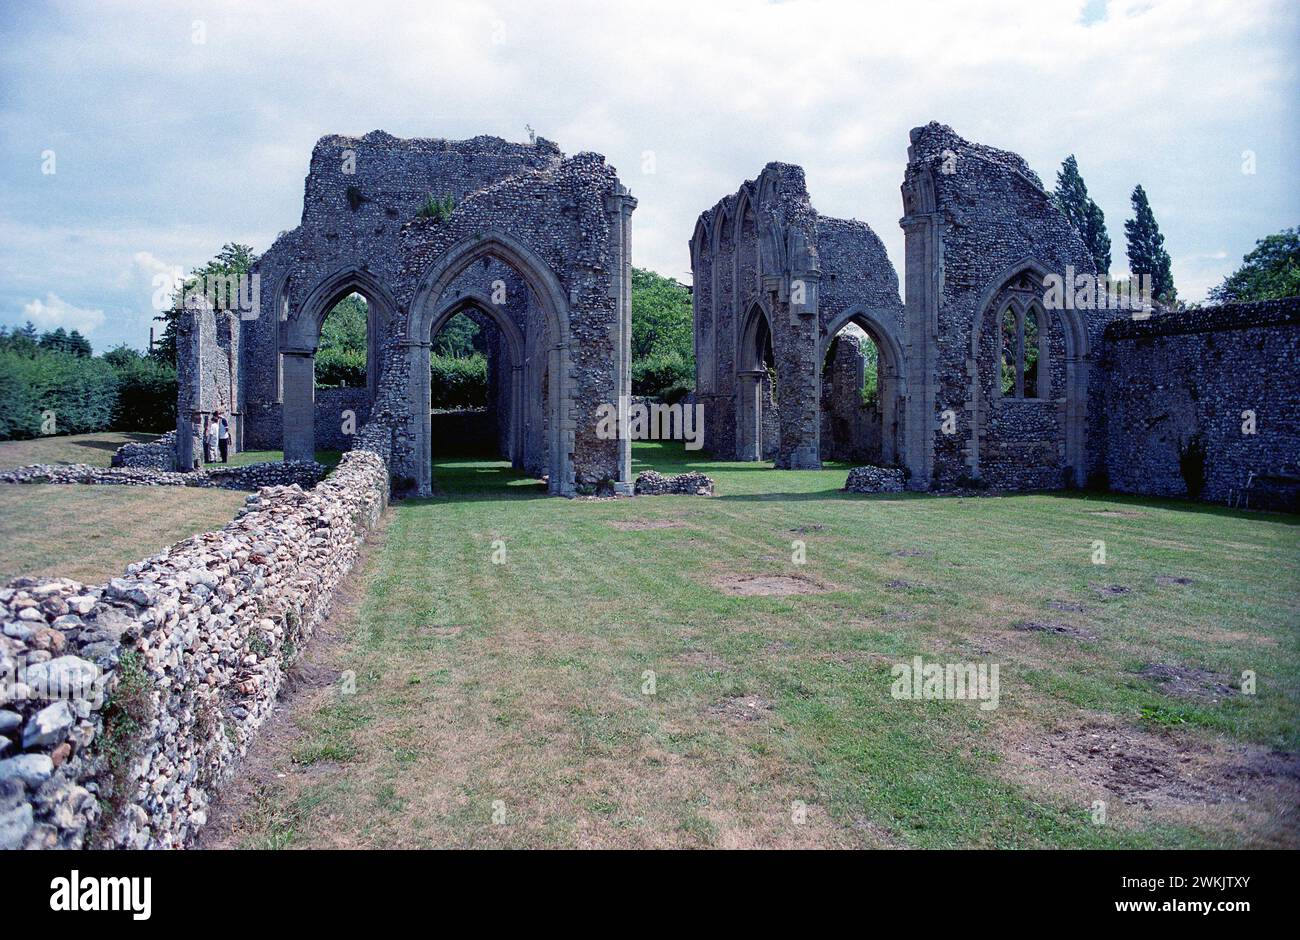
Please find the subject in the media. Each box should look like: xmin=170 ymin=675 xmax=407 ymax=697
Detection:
xmin=420 ymin=454 xmax=550 ymax=503
xmin=413 ymin=440 xmax=1299 ymax=522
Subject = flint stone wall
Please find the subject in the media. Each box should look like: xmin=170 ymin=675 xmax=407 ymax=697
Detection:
xmin=0 ymin=461 xmax=325 ymax=491
xmin=633 ymin=470 xmax=715 ymax=496
xmin=111 ymin=431 xmax=177 ymax=470
xmin=844 ymin=465 xmax=906 ymax=493
xmin=1100 ymin=298 xmax=1300 ymax=509
xmin=0 ymin=448 xmax=388 ymax=848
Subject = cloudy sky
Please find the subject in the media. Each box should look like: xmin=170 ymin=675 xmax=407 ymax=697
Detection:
xmin=1 ymin=0 xmax=1297 ymax=352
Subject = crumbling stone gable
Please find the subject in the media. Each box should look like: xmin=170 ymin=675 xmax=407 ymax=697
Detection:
xmin=690 ymin=164 xmax=902 ymax=469
xmin=213 ymin=131 xmax=633 ymax=497
xmin=899 ymin=121 xmax=1123 ymax=491
xmin=1100 ymin=298 xmax=1300 ymax=509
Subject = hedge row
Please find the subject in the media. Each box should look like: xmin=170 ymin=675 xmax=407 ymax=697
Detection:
xmin=0 ymin=350 xmax=176 ymax=440
xmin=430 ymin=353 xmax=487 ymax=409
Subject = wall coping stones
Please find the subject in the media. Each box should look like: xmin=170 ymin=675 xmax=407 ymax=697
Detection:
xmin=1104 ymin=298 xmax=1300 ymax=341
xmin=0 ymin=461 xmax=326 ymax=491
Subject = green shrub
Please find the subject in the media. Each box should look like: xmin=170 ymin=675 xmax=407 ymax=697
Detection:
xmin=417 ymin=193 xmax=456 ymax=222
xmin=315 ymin=346 xmax=367 ymax=388
xmin=113 ymin=357 xmax=177 ymax=432
xmin=430 ymin=353 xmax=487 ymax=409
xmin=632 ymin=349 xmax=693 ymax=403
xmin=0 ymin=348 xmax=119 ymax=439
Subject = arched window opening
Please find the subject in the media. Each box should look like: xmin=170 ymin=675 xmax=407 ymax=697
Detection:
xmin=999 ymin=304 xmax=1046 ymax=400
xmin=316 ymin=293 xmax=368 ymax=389
xmin=820 ymin=321 xmax=888 ymax=465
xmin=430 ymin=312 xmax=488 ymax=410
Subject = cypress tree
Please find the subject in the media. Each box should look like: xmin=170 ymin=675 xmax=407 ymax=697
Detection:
xmin=1125 ymin=184 xmax=1176 ymax=304
xmin=1052 ymin=155 xmax=1111 ymax=274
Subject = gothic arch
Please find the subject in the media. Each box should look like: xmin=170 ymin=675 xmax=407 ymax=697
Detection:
xmin=820 ymin=307 xmax=907 ymax=466
xmin=408 ymin=230 xmax=572 ymax=496
xmin=969 ymin=257 xmax=1089 ymax=485
xmin=425 ymin=290 xmax=528 ymax=469
xmin=735 ymin=300 xmax=775 ymax=461
xmin=278 ymin=265 xmax=399 ymax=462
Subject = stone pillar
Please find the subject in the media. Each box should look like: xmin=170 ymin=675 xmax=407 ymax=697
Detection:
xmin=405 ymin=340 xmax=432 ymax=496
xmin=775 ymin=271 xmax=822 ymax=469
xmin=737 ymin=370 xmax=765 ymax=461
xmin=901 ymin=213 xmax=939 ymax=488
xmin=606 ymin=184 xmax=637 ymax=492
xmin=281 ymin=348 xmax=316 ymax=463
xmin=510 ymin=364 xmax=524 ymax=468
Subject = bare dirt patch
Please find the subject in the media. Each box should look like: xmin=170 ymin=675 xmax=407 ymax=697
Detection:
xmin=1155 ymin=574 xmax=1195 ymax=586
xmin=418 ymin=625 xmax=464 ymax=638
xmin=609 ymin=518 xmax=687 ymax=531
xmin=1085 ymin=510 xmax=1147 ymax=518
xmin=1013 ymin=620 xmax=1097 ymax=640
xmin=1090 ymin=582 xmax=1131 ymax=599
xmin=713 ymin=573 xmax=834 ymax=597
xmin=886 ymin=578 xmax=916 ymax=590
xmin=890 ymin=548 xmax=931 ymax=558
xmin=790 ymin=523 xmax=828 ymax=534
xmin=708 ymin=694 xmax=774 ymax=723
xmin=1138 ymin=662 xmax=1238 ymax=701
xmin=993 ymin=722 xmax=1300 ymax=816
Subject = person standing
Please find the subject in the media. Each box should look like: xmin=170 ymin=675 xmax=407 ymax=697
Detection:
xmin=204 ymin=416 xmax=218 ymax=464
xmin=215 ymin=408 xmax=231 ymax=463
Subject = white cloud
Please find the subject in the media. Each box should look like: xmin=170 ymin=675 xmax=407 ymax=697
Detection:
xmin=0 ymin=0 xmax=1296 ymax=353
xmin=22 ymin=293 xmax=105 ymax=334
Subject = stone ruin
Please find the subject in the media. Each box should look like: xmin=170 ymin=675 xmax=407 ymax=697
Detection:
xmin=4 ymin=120 xmax=1298 ymax=852
xmin=174 ymin=131 xmax=637 ymax=497
xmin=691 ymin=122 xmax=1300 ymax=507
xmin=164 ymin=121 xmax=1297 ymax=509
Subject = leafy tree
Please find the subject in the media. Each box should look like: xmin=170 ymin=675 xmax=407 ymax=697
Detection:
xmin=1208 ymin=226 xmax=1300 ymax=303
xmin=1052 ymin=155 xmax=1111 ymax=274
xmin=1124 ymin=185 xmax=1176 ymax=304
xmin=152 ymin=242 xmax=258 ymax=365
xmin=632 ymin=268 xmax=693 ymax=360
xmin=432 ymin=312 xmax=485 ymax=358
xmin=316 ymin=294 xmax=369 ymax=388
xmin=629 ymin=268 xmax=695 ymax=400
xmin=103 ymin=344 xmax=143 ymax=370
xmin=4 ymin=322 xmax=40 ymax=357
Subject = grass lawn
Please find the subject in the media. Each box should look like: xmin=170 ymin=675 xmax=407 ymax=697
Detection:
xmin=0 ymin=431 xmax=159 ymax=469
xmin=0 ymin=485 xmax=248 ymax=585
xmin=0 ymin=432 xmax=334 ymax=586
xmin=185 ymin=443 xmax=1300 ymax=847
xmin=227 ymin=448 xmax=342 ymax=470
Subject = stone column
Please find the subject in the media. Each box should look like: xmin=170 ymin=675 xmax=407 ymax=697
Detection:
xmin=281 ymin=348 xmax=316 ymax=463
xmin=404 ymin=340 xmax=432 ymax=496
xmin=776 ymin=271 xmax=822 ymax=469
xmin=510 ymin=364 xmax=524 ymax=468
xmin=901 ymin=213 xmax=939 ymax=488
xmin=737 ymin=369 xmax=765 ymax=461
